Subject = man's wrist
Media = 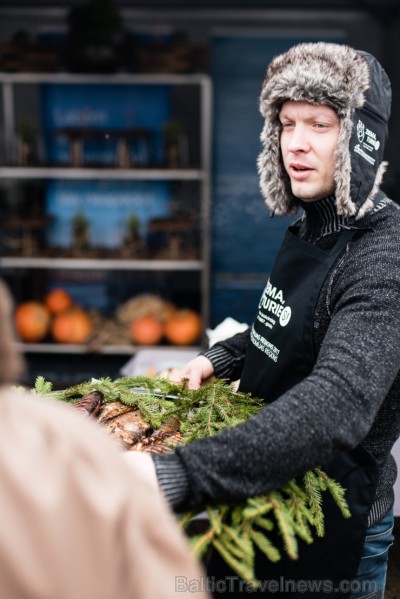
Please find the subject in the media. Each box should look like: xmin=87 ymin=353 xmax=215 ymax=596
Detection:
xmin=151 ymin=453 xmax=191 ymax=512
xmin=203 ymin=345 xmax=233 ymax=379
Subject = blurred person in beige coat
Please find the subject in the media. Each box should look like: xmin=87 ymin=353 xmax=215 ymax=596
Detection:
xmin=0 ymin=279 xmax=208 ymax=599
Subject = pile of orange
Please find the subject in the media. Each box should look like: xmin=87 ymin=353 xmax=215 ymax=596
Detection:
xmin=130 ymin=308 xmax=202 ymax=346
xmin=15 ymin=288 xmax=202 ymax=347
xmin=14 ymin=288 xmax=93 ymax=344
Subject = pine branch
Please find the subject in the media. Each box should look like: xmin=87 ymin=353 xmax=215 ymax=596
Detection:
xmin=249 ymin=528 xmax=281 ymax=563
xmin=291 ymin=513 xmax=314 ymax=545
xmin=189 ymin=531 xmax=214 ymax=559
xmin=206 ymin=507 xmax=224 ymax=535
xmin=270 ymin=492 xmax=298 ymax=560
xmin=315 ymin=468 xmax=351 ymax=519
xmin=217 ymin=536 xmax=248 ymax=561
xmin=303 ymin=470 xmax=325 ymax=536
xmin=29 ymin=374 xmax=351 ymax=583
xmin=33 ymin=375 xmax=53 ymax=395
xmin=221 ymin=523 xmax=253 ymax=557
xmin=253 ymin=515 xmax=275 ymax=532
xmin=178 ymin=511 xmax=196 ymax=530
xmin=212 ymin=538 xmax=256 ymax=586
xmin=242 ymin=498 xmax=274 ymax=520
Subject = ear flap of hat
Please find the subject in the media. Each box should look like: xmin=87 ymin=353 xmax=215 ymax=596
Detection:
xmin=347 ymin=50 xmax=391 ymax=218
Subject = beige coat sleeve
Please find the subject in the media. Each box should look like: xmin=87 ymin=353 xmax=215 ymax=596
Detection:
xmin=0 ymin=386 xmax=209 ymax=599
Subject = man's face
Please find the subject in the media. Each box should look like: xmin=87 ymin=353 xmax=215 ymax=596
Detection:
xmin=279 ymin=100 xmax=340 ymax=203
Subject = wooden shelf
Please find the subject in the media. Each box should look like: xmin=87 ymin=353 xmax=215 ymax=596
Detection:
xmin=0 ymin=256 xmax=203 ymax=270
xmin=0 ymin=72 xmax=209 ymax=85
xmin=0 ymin=166 xmax=205 ymax=181
xmin=18 ymin=342 xmax=201 ymax=355
xmin=1 ymin=71 xmax=212 ymax=374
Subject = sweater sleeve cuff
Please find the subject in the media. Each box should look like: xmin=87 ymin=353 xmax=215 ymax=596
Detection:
xmin=152 ymin=453 xmax=191 ymax=512
xmin=203 ymin=345 xmax=233 ymax=379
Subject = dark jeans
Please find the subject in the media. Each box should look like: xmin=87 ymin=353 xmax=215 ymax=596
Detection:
xmin=350 ymin=509 xmax=395 ymax=599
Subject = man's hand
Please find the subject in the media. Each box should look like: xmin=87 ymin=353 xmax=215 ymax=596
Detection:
xmin=170 ymin=355 xmax=214 ymax=390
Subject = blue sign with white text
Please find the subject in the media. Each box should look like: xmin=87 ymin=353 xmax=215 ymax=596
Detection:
xmin=41 ymin=84 xmax=171 ymax=166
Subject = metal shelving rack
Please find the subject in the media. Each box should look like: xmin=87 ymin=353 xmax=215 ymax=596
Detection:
xmin=0 ymin=72 xmax=212 ymax=358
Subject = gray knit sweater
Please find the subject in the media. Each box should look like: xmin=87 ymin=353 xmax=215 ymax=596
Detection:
xmin=153 ymin=194 xmax=400 ymax=527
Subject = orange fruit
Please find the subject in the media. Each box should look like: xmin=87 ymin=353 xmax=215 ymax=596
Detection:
xmin=164 ymin=309 xmax=202 ymax=346
xmin=130 ymin=315 xmax=164 ymax=345
xmin=15 ymin=301 xmax=51 ymax=342
xmin=51 ymin=308 xmax=93 ymax=344
xmin=45 ymin=288 xmax=74 ymax=314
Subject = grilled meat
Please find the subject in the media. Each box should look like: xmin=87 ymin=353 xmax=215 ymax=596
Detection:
xmin=71 ymin=390 xmax=104 ymax=416
xmin=97 ymin=401 xmax=132 ymax=424
xmin=102 ymin=409 xmax=152 ymax=449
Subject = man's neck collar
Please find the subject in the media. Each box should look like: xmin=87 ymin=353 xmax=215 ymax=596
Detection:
xmin=299 ymin=195 xmax=349 ymax=241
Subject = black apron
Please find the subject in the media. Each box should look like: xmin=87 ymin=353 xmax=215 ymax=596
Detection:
xmin=207 ymin=223 xmax=380 ymax=598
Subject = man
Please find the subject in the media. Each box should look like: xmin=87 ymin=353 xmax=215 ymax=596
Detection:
xmin=0 ymin=278 xmax=208 ymax=599
xmin=127 ymin=43 xmax=400 ymax=597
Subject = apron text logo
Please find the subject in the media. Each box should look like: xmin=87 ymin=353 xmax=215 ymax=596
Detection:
xmin=259 ymin=281 xmax=292 ymax=327
xmin=251 ymin=326 xmax=280 ymax=362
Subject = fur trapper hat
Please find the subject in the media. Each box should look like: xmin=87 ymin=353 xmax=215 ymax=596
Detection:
xmin=258 ymin=42 xmax=391 ymax=218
